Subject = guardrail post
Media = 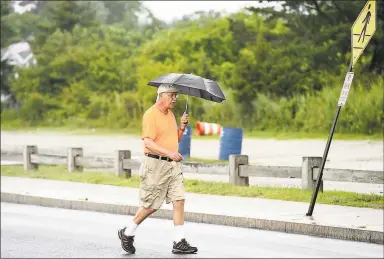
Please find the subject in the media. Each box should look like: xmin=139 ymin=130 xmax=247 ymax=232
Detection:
xmin=229 ymin=155 xmax=249 ymax=186
xmin=68 ymin=148 xmax=83 ymax=172
xmin=302 ymin=156 xmax=323 ymax=192
xmin=23 ymin=145 xmax=38 ymax=170
xmin=115 ymin=150 xmax=131 ymax=178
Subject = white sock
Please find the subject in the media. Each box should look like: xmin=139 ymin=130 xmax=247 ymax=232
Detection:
xmin=174 ymin=225 xmax=185 ymax=242
xmin=124 ymin=222 xmax=138 ymax=236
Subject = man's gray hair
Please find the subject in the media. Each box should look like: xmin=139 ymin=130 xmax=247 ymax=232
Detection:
xmin=157 ymin=84 xmax=179 ymax=94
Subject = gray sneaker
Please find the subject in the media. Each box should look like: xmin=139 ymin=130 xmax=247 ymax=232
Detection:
xmin=118 ymin=227 xmax=136 ymax=254
xmin=172 ymin=238 xmax=198 ymax=254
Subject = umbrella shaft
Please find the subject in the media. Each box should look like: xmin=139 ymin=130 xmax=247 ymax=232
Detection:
xmin=185 ymin=95 xmax=189 ymax=115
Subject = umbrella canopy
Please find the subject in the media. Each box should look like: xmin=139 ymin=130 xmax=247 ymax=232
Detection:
xmin=147 ymin=73 xmax=226 ymax=103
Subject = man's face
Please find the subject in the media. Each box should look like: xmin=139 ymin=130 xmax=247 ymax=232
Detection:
xmin=162 ymin=92 xmax=178 ymax=109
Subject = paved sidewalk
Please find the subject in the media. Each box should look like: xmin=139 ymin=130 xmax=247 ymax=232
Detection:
xmin=1 ymin=176 xmax=383 ymax=244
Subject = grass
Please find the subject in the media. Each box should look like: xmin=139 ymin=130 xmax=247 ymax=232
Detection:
xmin=1 ymin=124 xmax=382 ymax=140
xmin=243 ymin=130 xmax=383 ymax=140
xmin=0 ymin=125 xmax=140 ymax=136
xmin=185 ymin=157 xmax=228 ymax=164
xmin=1 ymin=165 xmax=383 ymax=209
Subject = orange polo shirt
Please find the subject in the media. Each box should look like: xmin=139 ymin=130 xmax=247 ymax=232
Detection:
xmin=141 ymin=105 xmax=178 ymax=154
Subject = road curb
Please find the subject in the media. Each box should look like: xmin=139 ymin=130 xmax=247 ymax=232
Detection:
xmin=2 ymin=192 xmax=382 ymax=245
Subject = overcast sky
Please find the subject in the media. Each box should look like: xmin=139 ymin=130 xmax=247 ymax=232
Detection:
xmin=14 ymin=1 xmax=281 ymax=23
xmin=142 ymin=1 xmax=280 ymax=22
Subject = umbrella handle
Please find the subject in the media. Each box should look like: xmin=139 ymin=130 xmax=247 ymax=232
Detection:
xmin=183 ymin=95 xmax=189 ymax=120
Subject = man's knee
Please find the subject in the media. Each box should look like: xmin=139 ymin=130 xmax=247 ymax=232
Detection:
xmin=173 ymin=199 xmax=185 ymax=208
xmin=143 ymin=206 xmax=157 ymax=214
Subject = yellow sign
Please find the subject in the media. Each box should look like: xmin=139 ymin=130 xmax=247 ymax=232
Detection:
xmin=351 ymin=0 xmax=376 ymax=67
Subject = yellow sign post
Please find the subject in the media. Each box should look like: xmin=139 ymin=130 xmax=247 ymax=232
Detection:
xmin=306 ymin=0 xmax=377 ymax=216
xmin=351 ymin=0 xmax=377 ymax=67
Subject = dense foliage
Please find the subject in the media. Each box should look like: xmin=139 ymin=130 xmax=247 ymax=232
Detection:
xmin=1 ymin=0 xmax=383 ymax=135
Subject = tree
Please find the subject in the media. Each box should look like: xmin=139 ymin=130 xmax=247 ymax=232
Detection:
xmin=1 ymin=0 xmax=17 ymax=48
xmin=103 ymin=1 xmax=142 ymax=28
xmin=368 ymin=0 xmax=384 ymax=73
xmin=1 ymin=0 xmax=17 ymax=96
xmin=248 ymin=0 xmax=384 ymax=73
xmin=31 ymin=1 xmax=99 ymax=49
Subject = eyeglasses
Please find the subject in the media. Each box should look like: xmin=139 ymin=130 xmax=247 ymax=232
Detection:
xmin=168 ymin=93 xmax=179 ymax=99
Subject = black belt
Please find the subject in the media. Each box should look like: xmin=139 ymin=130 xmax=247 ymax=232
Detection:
xmin=145 ymin=153 xmax=173 ymax=162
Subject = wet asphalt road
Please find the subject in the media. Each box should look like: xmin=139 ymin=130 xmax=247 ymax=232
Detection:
xmin=1 ymin=203 xmax=383 ymax=258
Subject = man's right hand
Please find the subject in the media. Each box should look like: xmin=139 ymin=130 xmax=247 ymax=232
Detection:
xmin=168 ymin=152 xmax=184 ymax=162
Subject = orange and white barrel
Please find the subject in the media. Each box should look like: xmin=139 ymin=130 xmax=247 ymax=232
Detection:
xmin=195 ymin=121 xmax=222 ymax=136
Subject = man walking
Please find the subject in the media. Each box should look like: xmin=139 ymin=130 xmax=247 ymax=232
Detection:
xmin=118 ymin=84 xmax=198 ymax=254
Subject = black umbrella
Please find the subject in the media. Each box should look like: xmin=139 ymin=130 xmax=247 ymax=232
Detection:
xmin=148 ymin=73 xmax=226 ymax=114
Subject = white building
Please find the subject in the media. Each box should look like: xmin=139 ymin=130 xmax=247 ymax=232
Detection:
xmin=1 ymin=41 xmax=36 ymax=108
xmin=1 ymin=41 xmax=36 ymax=69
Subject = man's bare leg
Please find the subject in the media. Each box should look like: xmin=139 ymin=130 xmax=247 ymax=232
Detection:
xmin=134 ymin=207 xmax=156 ymax=224
xmin=172 ymin=200 xmax=185 ymax=242
xmin=125 ymin=206 xmax=156 ymax=236
xmin=172 ymin=200 xmax=185 ymax=225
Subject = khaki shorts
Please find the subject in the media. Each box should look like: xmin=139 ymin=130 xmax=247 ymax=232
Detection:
xmin=139 ymin=156 xmax=185 ymax=209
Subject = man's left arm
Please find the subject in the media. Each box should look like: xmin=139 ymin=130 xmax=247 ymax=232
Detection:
xmin=178 ymin=113 xmax=189 ymax=142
